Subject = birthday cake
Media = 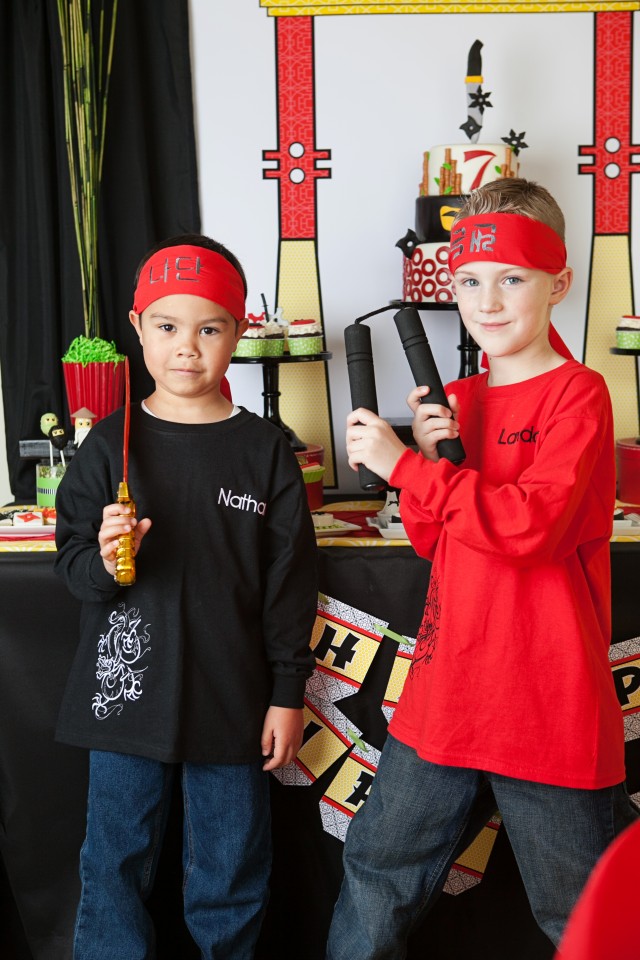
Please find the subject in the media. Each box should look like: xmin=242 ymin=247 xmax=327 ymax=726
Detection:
xmin=397 ymin=41 xmax=527 ymax=306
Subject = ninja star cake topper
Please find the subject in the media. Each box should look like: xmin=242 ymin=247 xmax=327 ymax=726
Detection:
xmin=468 ymin=88 xmax=493 ymax=114
xmin=501 ymin=130 xmax=529 ymax=156
xmin=459 ymin=116 xmax=483 ymax=140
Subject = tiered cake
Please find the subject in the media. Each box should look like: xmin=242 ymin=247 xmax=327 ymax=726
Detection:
xmin=396 ymin=42 xmax=527 ymax=305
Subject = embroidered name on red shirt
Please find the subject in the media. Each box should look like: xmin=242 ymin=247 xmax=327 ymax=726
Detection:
xmin=497 ymin=425 xmax=539 ymax=445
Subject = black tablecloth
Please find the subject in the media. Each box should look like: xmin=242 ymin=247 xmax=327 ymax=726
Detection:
xmin=1 ymin=545 xmax=638 ymax=960
xmin=0 ymin=556 xmax=88 ymax=960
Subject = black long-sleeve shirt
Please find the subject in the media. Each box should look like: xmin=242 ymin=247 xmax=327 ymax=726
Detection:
xmin=54 ymin=405 xmax=317 ymax=763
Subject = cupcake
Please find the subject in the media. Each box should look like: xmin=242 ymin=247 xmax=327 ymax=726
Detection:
xmin=616 ymin=316 xmax=640 ymax=349
xmin=234 ymin=321 xmax=266 ymax=357
xmin=287 ymin=319 xmax=324 ymax=356
xmin=262 ymin=319 xmax=285 ymax=357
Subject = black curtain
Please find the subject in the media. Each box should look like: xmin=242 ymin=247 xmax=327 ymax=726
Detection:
xmin=0 ymin=0 xmax=201 ymax=501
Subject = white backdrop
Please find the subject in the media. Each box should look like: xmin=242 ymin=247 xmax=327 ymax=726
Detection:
xmin=1 ymin=4 xmax=638 ymax=502
xmin=190 ymin=2 xmax=640 ymax=492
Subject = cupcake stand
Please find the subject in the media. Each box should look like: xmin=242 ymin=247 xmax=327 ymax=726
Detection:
xmin=610 ymin=345 xmax=640 ymax=505
xmin=231 ymin=351 xmax=332 ymax=451
xmin=232 ymin=352 xmax=332 ymax=509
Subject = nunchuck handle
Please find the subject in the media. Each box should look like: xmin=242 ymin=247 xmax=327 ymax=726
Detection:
xmin=344 ymin=323 xmax=386 ymax=492
xmin=393 ymin=306 xmax=466 ymax=465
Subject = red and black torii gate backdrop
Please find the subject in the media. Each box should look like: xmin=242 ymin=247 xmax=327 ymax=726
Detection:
xmin=253 ymin=5 xmax=640 ymax=957
xmin=259 ymin=0 xmax=640 ymax=488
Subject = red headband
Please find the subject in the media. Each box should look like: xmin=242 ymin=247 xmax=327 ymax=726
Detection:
xmin=448 ymin=213 xmax=566 ymax=275
xmin=133 ymin=245 xmax=246 ymax=320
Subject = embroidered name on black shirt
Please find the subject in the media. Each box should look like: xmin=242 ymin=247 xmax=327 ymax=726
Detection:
xmin=218 ymin=487 xmax=267 ymax=515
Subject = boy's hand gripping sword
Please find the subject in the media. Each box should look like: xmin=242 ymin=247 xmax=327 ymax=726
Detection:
xmin=115 ymin=357 xmax=136 ymax=586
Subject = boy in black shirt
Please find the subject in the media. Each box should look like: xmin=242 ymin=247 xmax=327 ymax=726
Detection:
xmin=55 ymin=235 xmax=317 ymax=959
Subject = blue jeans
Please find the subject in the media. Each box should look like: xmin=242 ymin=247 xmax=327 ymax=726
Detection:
xmin=74 ymin=750 xmax=271 ymax=960
xmin=327 ymin=734 xmax=638 ymax=960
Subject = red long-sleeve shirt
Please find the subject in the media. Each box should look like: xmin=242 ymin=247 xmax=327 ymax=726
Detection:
xmin=388 ymin=360 xmax=625 ymax=789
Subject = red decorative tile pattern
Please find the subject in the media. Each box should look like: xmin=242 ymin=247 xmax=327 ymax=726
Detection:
xmin=263 ymin=16 xmax=331 ymax=239
xmin=578 ymin=12 xmax=640 ymax=235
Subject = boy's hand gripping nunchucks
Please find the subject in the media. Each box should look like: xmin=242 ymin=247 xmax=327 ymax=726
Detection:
xmin=394 ymin=306 xmax=466 ymax=465
xmin=345 ymin=304 xmax=465 ymax=490
xmin=115 ymin=357 xmax=136 ymax=586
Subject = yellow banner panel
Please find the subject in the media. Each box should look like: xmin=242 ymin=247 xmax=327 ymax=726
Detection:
xmin=324 ymin=753 xmax=378 ymax=813
xmin=311 ymin=614 xmax=382 ymax=684
xmin=298 ymin=703 xmax=351 ymax=779
xmin=611 ymin=657 xmax=640 ymax=715
xmin=384 ymin=653 xmax=412 ymax=705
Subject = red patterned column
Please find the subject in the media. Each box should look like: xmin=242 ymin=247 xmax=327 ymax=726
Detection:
xmin=579 ymin=11 xmax=640 ymax=442
xmin=263 ymin=16 xmax=331 ymax=236
xmin=263 ymin=16 xmax=336 ymax=483
xmin=579 ymin=11 xmax=640 ymax=233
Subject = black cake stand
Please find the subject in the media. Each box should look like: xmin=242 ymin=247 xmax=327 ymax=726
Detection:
xmin=609 ymin=346 xmax=640 ymax=441
xmin=231 ymin=351 xmax=332 ymax=450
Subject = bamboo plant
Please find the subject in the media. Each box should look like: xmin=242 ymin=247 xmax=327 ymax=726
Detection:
xmin=57 ymin=0 xmax=119 ymax=355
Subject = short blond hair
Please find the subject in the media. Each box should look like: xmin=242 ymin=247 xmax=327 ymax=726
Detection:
xmin=453 ymin=178 xmax=565 ymax=241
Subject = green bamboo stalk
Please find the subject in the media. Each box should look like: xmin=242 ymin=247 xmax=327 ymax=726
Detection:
xmin=99 ymin=1 xmax=118 ymax=182
xmin=59 ymin=0 xmax=89 ymax=330
xmin=56 ymin=0 xmax=118 ymax=340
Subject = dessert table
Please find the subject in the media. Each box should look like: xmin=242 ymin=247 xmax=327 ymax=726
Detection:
xmin=1 ymin=506 xmax=639 ymax=960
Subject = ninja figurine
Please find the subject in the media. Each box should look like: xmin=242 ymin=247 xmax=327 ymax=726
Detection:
xmin=40 ymin=412 xmax=68 ymax=464
xmin=72 ymin=407 xmax=95 ymax=447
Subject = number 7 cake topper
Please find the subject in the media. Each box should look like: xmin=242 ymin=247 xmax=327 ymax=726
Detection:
xmin=114 ymin=356 xmax=136 ymax=586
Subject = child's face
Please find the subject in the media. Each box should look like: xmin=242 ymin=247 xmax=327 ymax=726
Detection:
xmin=129 ymin=294 xmax=247 ymax=404
xmin=452 ymin=261 xmax=572 ymax=363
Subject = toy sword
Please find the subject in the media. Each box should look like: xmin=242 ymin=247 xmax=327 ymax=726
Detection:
xmin=115 ymin=356 xmax=136 ymax=586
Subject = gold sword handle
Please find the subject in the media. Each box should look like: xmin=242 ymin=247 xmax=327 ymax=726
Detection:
xmin=114 ymin=481 xmax=136 ymax=586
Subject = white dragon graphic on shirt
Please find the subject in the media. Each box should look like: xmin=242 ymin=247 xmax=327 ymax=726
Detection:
xmin=92 ymin=603 xmax=151 ymax=719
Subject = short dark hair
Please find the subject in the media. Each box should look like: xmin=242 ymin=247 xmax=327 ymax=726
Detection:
xmin=134 ymin=234 xmax=248 ymax=298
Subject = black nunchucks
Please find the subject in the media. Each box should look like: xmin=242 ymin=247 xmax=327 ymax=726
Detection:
xmin=344 ymin=320 xmax=386 ymax=492
xmin=393 ymin=306 xmax=466 ymax=465
xmin=344 ymin=304 xmax=466 ymax=492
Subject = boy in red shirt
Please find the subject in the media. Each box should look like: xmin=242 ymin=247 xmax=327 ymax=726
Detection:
xmin=327 ymin=180 xmax=638 ymax=957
